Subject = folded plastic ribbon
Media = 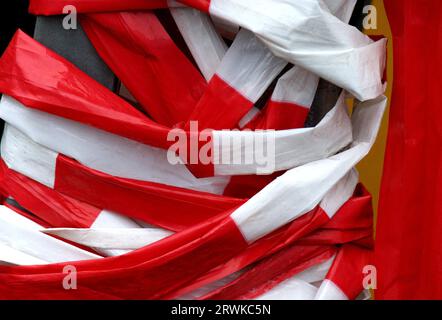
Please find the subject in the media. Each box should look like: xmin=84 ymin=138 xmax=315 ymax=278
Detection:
xmin=0 ymin=152 xmax=373 ymax=249
xmin=200 ymin=246 xmax=336 ymax=300
xmin=80 ymin=11 xmax=207 ymax=126
xmin=0 ymin=205 xmax=101 ymax=265
xmin=0 ymin=175 xmax=371 ymax=294
xmin=182 ymin=0 xmax=387 ymax=101
xmin=0 ymin=170 xmax=354 ymax=298
xmin=82 ymin=1 xmax=355 ymax=132
xmin=0 ymin=94 xmax=385 ymax=299
xmin=30 ymin=0 xmax=386 ymax=101
xmin=0 ymin=0 xmax=388 ymax=299
xmin=0 ymin=34 xmax=354 ymax=179
xmin=315 ymin=244 xmax=372 ymax=300
xmin=0 ymin=138 xmax=242 ymax=232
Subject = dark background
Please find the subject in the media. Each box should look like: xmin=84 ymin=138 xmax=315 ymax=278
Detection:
xmin=0 ymin=1 xmax=35 ymax=55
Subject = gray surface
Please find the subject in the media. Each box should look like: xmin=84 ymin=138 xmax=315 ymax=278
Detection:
xmin=305 ymin=79 xmax=342 ymax=127
xmin=33 ymin=16 xmax=117 ymax=90
xmin=305 ymin=0 xmax=369 ymax=127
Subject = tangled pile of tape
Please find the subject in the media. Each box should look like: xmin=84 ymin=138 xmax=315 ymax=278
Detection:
xmin=0 ymin=0 xmax=387 ymax=299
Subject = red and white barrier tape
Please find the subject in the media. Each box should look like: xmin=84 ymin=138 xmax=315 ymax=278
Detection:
xmin=0 ymin=0 xmax=387 ymax=299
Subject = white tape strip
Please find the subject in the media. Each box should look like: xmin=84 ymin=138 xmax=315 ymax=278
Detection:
xmin=315 ymin=279 xmax=349 ymax=300
xmin=0 ymin=95 xmax=229 ymax=194
xmin=0 ymin=206 xmax=101 ymax=263
xmin=42 ymin=227 xmax=174 ymax=250
xmin=0 ymin=243 xmax=48 ymax=266
xmin=230 ymin=95 xmax=387 ymax=243
xmin=170 ymin=5 xmax=227 ymax=81
xmin=1 ymin=124 xmax=57 ymax=188
xmin=214 ymin=92 xmax=352 ymax=175
xmin=271 ymin=66 xmax=320 ymax=108
xmin=90 ymin=210 xmax=146 ymax=257
xmin=254 ymin=256 xmax=335 ymax=300
xmin=209 ymin=0 xmax=386 ymax=101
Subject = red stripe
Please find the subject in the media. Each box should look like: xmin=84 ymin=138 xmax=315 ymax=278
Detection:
xmin=224 ymin=101 xmax=310 ymax=197
xmin=179 ymin=0 xmax=211 ymax=12
xmin=0 ymin=31 xmax=268 ymax=181
xmin=81 ymin=12 xmax=206 ymax=126
xmin=226 ymin=92 xmax=312 ymax=195
xmin=171 ymin=193 xmax=373 ymax=299
xmin=252 ymin=101 xmax=310 ymax=130
xmin=298 ymin=185 xmax=374 ymax=247
xmin=0 ymin=216 xmax=247 ymax=299
xmin=0 ymin=160 xmax=100 ymax=228
xmin=55 ymin=155 xmax=244 ymax=231
xmin=29 ymin=0 xmax=169 ymax=15
xmin=0 ymin=189 xmax=372 ymax=299
xmin=201 ymin=245 xmax=336 ymax=300
xmin=180 ymin=74 xmax=257 ymax=177
xmin=320 ymin=184 xmax=373 ymax=230
xmin=185 ymin=75 xmax=253 ymax=130
xmin=0 ymin=30 xmax=171 ymax=150
xmin=325 ymin=245 xmax=372 ymax=300
xmin=181 ymin=129 xmax=216 ymax=178
xmin=0 ymin=153 xmax=241 ymax=233
xmin=172 ymin=206 xmax=331 ymax=298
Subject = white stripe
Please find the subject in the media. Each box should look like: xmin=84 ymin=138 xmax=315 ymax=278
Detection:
xmin=0 ymin=206 xmax=101 ymax=263
xmin=181 ymin=254 xmax=335 ymax=300
xmin=214 ymin=92 xmax=352 ymax=175
xmin=216 ymin=29 xmax=286 ymax=102
xmin=320 ymin=169 xmax=359 ymax=218
xmin=315 ymin=279 xmax=349 ymax=300
xmin=0 ymin=204 xmax=42 ymax=230
xmin=237 ymin=0 xmax=356 ymax=128
xmin=2 ymin=95 xmax=386 ymax=245
xmin=90 ymin=210 xmax=146 ymax=256
xmin=209 ymin=0 xmax=386 ymax=101
xmin=271 ymin=65 xmax=320 ymax=108
xmin=1 ymin=124 xmax=56 ymax=187
xmin=170 ymin=5 xmax=227 ymax=81
xmin=268 ymin=0 xmax=356 ymax=107
xmin=295 ymin=256 xmax=335 ymax=284
xmin=254 ymin=255 xmax=337 ymax=300
xmin=1 ymin=127 xmax=155 ymax=257
xmin=42 ymin=228 xmax=173 ymax=250
xmin=230 ymin=95 xmax=387 ymax=243
xmin=0 ymin=243 xmax=48 ymax=266
xmin=237 ymin=65 xmax=319 ymax=129
xmin=1 ymin=124 xmax=56 ymax=188
xmin=2 ymin=94 xmax=353 ymax=178
xmin=91 ymin=210 xmax=142 ymax=229
xmin=0 ymin=95 xmax=229 ymax=194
